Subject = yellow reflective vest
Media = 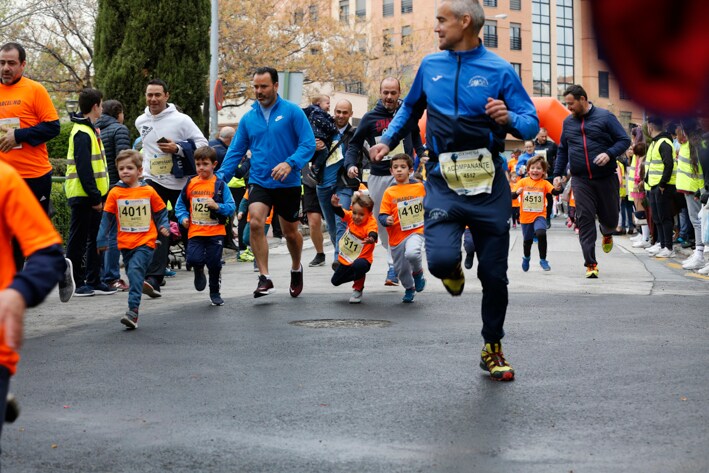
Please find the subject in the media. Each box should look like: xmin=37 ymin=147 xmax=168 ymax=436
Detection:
xmin=618 ymin=162 xmax=627 ymax=198
xmin=646 ymin=136 xmax=676 ymax=187
xmin=675 ymin=141 xmax=704 ymax=193
xmin=65 ymin=122 xmax=109 ymax=198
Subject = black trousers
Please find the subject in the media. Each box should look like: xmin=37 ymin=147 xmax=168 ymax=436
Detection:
xmin=648 ymin=185 xmax=676 ymax=249
xmin=66 ymin=199 xmax=103 ymax=287
xmin=571 ymin=175 xmax=619 ymax=266
xmin=146 ymin=180 xmax=184 ymax=282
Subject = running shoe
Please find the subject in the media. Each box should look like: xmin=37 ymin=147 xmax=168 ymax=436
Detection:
xmin=413 ymin=270 xmax=426 ymax=292
xmin=441 ymin=263 xmax=465 ymax=296
xmin=5 ymin=394 xmax=19 ymax=423
xmin=402 ymin=288 xmax=415 ymax=303
xmin=58 ymin=258 xmax=75 ymax=303
xmin=164 ymin=267 xmax=177 ymax=277
xmin=697 ymin=263 xmax=709 ymax=275
xmin=74 ymin=285 xmax=95 ymax=297
xmin=254 ymin=275 xmax=274 ymax=298
xmin=682 ymin=253 xmax=706 ymax=270
xmin=539 ymin=259 xmax=551 ymax=271
xmin=349 ymin=290 xmax=362 ymax=304
xmin=654 ymin=248 xmax=676 ymax=258
xmin=238 ymin=249 xmax=255 ymax=262
xmin=585 ymin=264 xmax=599 ymax=278
xmin=632 ymin=240 xmax=651 ymax=248
xmin=142 ymin=279 xmax=162 ymax=298
xmin=121 ymin=309 xmax=139 ymax=330
xmin=646 ymin=243 xmax=662 ymax=255
xmin=193 ymin=266 xmax=207 ymax=291
xmin=308 ymin=253 xmax=326 ymax=267
xmin=522 ymin=256 xmax=530 ymax=272
xmin=289 ymin=265 xmax=303 ymax=297
xmin=385 ymin=265 xmax=399 ymax=286
xmin=480 ymin=342 xmax=515 ymax=381
xmin=210 ymin=293 xmax=224 ymax=306
xmin=92 ymin=282 xmax=118 ymax=295
xmin=107 ymin=279 xmax=129 ymax=291
xmin=464 ymin=252 xmax=475 ymax=270
xmin=601 ymin=235 xmax=613 ymax=253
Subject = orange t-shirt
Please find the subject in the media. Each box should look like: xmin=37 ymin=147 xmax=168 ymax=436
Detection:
xmin=379 ymin=182 xmax=425 ymax=247
xmin=0 ymin=77 xmax=59 ymax=179
xmin=183 ymin=175 xmax=226 ymax=238
xmin=509 ymin=181 xmax=521 ymax=208
xmin=507 ymin=156 xmax=518 ymax=174
xmin=0 ymin=161 xmax=62 ymax=374
xmin=513 ymin=177 xmax=554 ymax=224
xmin=104 ymin=184 xmax=166 ymax=250
xmin=337 ymin=209 xmax=378 ymax=265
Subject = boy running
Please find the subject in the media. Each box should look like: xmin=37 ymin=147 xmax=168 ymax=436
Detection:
xmin=175 ymin=147 xmax=236 ymax=306
xmin=97 ymin=150 xmax=170 ymax=329
xmin=512 ymin=155 xmax=562 ymax=271
xmin=330 ymin=192 xmax=378 ymax=303
xmin=378 ymin=154 xmax=427 ymax=302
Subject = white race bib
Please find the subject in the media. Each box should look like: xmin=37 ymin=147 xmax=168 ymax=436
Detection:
xmin=0 ymin=118 xmax=22 ymax=150
xmin=150 ymin=153 xmax=173 ymax=176
xmin=191 ymin=197 xmax=218 ymax=226
xmin=522 ymin=191 xmax=545 ymax=213
xmin=338 ymin=230 xmax=364 ymax=263
xmin=118 ymin=199 xmax=151 ymax=232
xmin=326 ymin=142 xmax=344 ymax=167
xmin=439 ymin=148 xmax=495 ymax=196
xmin=396 ymin=197 xmax=424 ymax=231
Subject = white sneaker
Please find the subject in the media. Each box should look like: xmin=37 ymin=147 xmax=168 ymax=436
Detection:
xmin=632 ymin=240 xmax=651 ymax=248
xmin=630 ymin=233 xmax=643 ymax=242
xmin=655 ymin=248 xmax=676 ymax=258
xmin=646 ymin=243 xmax=662 ymax=255
xmin=682 ymin=253 xmax=706 ymax=270
xmin=349 ymin=290 xmax=362 ymax=304
xmin=697 ymin=263 xmax=709 ymax=275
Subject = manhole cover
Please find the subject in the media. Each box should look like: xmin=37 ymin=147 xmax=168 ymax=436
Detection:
xmin=289 ymin=319 xmax=391 ymax=329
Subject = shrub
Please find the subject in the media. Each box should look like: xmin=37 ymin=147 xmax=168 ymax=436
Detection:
xmin=47 ymin=122 xmax=74 ymax=176
xmin=50 ymin=181 xmax=70 ymax=243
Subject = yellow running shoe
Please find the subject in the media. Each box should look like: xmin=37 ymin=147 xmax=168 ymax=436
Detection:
xmin=480 ymin=342 xmax=515 ymax=381
xmin=585 ymin=264 xmax=599 ymax=278
xmin=441 ymin=263 xmax=465 ymax=296
xmin=602 ymin=235 xmax=613 ymax=253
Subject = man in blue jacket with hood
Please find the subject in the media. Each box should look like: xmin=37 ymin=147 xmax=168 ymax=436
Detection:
xmin=553 ymin=84 xmax=631 ymax=279
xmin=218 ymin=67 xmax=315 ymax=299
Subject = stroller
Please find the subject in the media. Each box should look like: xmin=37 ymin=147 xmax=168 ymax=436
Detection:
xmin=167 ymin=220 xmax=187 ymax=269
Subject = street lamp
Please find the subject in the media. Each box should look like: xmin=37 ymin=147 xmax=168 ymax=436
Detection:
xmin=65 ymin=99 xmax=78 ymax=116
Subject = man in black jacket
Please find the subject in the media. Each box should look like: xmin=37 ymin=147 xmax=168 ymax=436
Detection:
xmin=553 ymin=85 xmax=630 ymax=278
xmin=344 ymin=78 xmax=426 ymax=285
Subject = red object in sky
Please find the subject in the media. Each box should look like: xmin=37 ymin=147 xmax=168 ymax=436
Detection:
xmin=590 ymin=0 xmax=709 ymax=116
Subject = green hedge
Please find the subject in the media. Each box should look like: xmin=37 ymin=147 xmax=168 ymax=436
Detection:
xmin=50 ymin=181 xmax=70 ymax=243
xmin=47 ymin=122 xmax=74 ymax=176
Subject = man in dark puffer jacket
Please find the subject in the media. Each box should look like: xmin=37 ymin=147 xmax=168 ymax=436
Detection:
xmin=95 ymin=100 xmax=131 ymax=290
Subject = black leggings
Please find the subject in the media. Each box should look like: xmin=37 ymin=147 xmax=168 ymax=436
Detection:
xmin=331 ymin=258 xmax=371 ymax=286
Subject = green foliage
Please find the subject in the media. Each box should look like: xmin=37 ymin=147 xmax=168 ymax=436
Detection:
xmin=46 ymin=122 xmax=75 ymax=175
xmin=50 ymin=182 xmax=70 ymax=243
xmin=94 ymin=0 xmax=210 ymax=137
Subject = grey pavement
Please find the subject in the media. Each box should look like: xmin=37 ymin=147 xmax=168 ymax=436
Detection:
xmin=4 ymin=219 xmax=709 ymax=472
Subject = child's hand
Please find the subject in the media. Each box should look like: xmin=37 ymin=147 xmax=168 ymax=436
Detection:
xmin=160 ymin=226 xmax=171 ymax=237
xmin=204 ymin=198 xmax=218 ymax=210
xmin=181 ymin=217 xmax=190 ymax=228
xmin=385 ymin=215 xmax=394 ymax=226
xmin=331 ymin=194 xmax=341 ymax=207
xmin=363 ymin=236 xmax=375 ymax=244
xmin=237 ymin=211 xmax=244 ymax=220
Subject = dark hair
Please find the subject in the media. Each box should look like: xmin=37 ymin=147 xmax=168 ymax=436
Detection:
xmin=194 ymin=146 xmax=218 ymax=164
xmin=102 ymin=99 xmax=124 ymax=119
xmin=526 ymin=155 xmax=548 ymax=173
xmin=0 ymin=42 xmax=26 ymax=63
xmin=390 ymin=153 xmax=414 ymax=169
xmin=562 ymin=84 xmax=588 ymax=100
xmin=632 ymin=142 xmax=646 ymax=157
xmin=147 ymin=78 xmax=169 ymax=94
xmin=253 ymin=67 xmax=278 ymax=84
xmin=351 ymin=192 xmax=374 ymax=212
xmin=78 ymin=88 xmax=103 ymax=114
xmin=646 ymin=116 xmax=664 ymax=128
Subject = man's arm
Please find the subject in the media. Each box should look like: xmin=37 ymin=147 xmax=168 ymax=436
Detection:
xmin=553 ymin=128 xmax=569 ymax=179
xmin=658 ymin=141 xmax=675 ymax=186
xmin=604 ymin=113 xmax=632 ymax=160
xmin=498 ymin=67 xmax=539 ymax=140
xmin=284 ymin=108 xmax=316 ymax=172
xmin=343 ymin=117 xmax=371 ymax=170
xmin=13 ymin=120 xmax=60 ymax=147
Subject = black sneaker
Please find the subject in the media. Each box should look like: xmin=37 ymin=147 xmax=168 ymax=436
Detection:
xmin=210 ymin=293 xmax=224 ymax=306
xmin=254 ymin=275 xmax=274 ymax=298
xmin=194 ymin=266 xmax=207 ymax=291
xmin=289 ymin=265 xmax=303 ymax=297
xmin=92 ymin=282 xmax=118 ymax=295
xmin=121 ymin=309 xmax=139 ymax=330
xmin=142 ymin=279 xmax=162 ymax=298
xmin=332 ymin=261 xmax=340 ymax=271
xmin=5 ymin=394 xmax=19 ymax=423
xmin=58 ymin=258 xmax=75 ymax=303
xmin=309 ymin=253 xmax=326 ymax=267
xmin=464 ymin=252 xmax=475 ymax=270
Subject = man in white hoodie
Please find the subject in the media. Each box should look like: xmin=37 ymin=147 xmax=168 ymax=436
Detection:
xmin=135 ymin=79 xmax=208 ymax=295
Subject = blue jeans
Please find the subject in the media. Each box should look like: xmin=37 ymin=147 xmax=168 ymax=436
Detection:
xmin=121 ymin=245 xmax=153 ymax=311
xmin=101 ymin=217 xmax=121 ymax=282
xmin=620 ymin=198 xmax=634 ymax=229
xmin=0 ymin=366 xmax=9 ymax=441
xmin=316 ymin=185 xmax=353 ymax=259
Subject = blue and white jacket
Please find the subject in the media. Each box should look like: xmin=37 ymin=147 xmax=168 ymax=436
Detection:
xmin=382 ymin=45 xmax=539 ymax=160
xmin=217 ymin=95 xmax=316 ymax=189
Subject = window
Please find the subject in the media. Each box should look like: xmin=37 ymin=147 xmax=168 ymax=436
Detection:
xmin=401 ymin=25 xmax=412 ymax=51
xmin=484 ymin=21 xmax=498 ymax=48
xmin=309 ymin=4 xmax=318 ymax=21
xmin=402 ymin=0 xmax=413 ymax=14
xmin=619 ymin=111 xmax=632 ymax=133
xmin=383 ymin=0 xmax=393 ymax=17
xmin=357 ymin=37 xmax=367 ymax=53
xmin=511 ymin=0 xmax=522 ymax=10
xmin=598 ymin=71 xmax=609 ymax=98
xmin=484 ymin=0 xmax=498 ymax=6
xmin=293 ymin=8 xmax=304 ymax=24
xmin=345 ymin=81 xmax=365 ymax=95
xmin=512 ymin=62 xmax=522 ymax=78
xmin=556 ymin=0 xmax=574 ymax=98
xmin=532 ymin=0 xmax=551 ymax=96
xmin=383 ymin=28 xmax=394 ymax=54
xmin=620 ymin=86 xmax=631 ymax=100
xmin=356 ymin=0 xmax=366 ymax=19
xmin=510 ymin=23 xmax=521 ymax=50
xmin=339 ymin=0 xmax=349 ymax=23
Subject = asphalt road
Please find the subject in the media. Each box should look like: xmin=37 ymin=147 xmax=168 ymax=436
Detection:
xmin=4 ymin=224 xmax=708 ymax=472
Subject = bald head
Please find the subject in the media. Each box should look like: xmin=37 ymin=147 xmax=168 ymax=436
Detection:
xmin=219 ymin=126 xmax=236 ymax=145
xmin=334 ymin=99 xmax=353 ymax=128
xmin=380 ymin=77 xmax=401 ymax=112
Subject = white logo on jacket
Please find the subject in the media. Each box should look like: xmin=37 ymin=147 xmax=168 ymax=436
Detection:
xmin=468 ymin=76 xmax=489 ymax=87
xmin=275 ymin=115 xmax=283 ymax=122
xmin=432 ymin=75 xmax=443 ymax=82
